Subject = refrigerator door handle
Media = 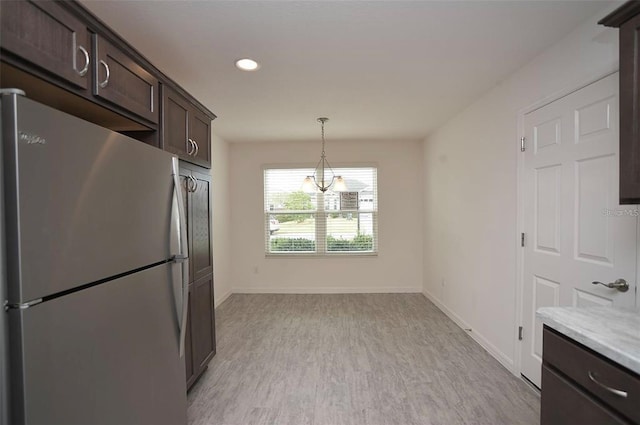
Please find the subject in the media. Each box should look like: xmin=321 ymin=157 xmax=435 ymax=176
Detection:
xmin=171 ymin=157 xmax=190 ymax=359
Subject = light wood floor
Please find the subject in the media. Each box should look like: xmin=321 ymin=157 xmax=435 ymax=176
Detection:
xmin=188 ymin=294 xmax=540 ymax=425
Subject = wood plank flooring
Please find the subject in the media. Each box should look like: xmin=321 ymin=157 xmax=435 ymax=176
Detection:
xmin=188 ymin=294 xmax=540 ymax=425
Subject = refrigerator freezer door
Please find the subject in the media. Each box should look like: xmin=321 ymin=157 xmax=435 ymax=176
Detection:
xmin=9 ymin=262 xmax=186 ymax=425
xmin=2 ymin=96 xmax=177 ymax=303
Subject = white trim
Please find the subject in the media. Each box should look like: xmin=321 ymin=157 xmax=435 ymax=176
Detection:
xmin=514 ymin=66 xmax=619 ymax=376
xmin=422 ymin=289 xmax=516 ymax=375
xmin=234 ymin=286 xmax=422 ymax=294
xmin=214 ymin=289 xmax=233 ymax=308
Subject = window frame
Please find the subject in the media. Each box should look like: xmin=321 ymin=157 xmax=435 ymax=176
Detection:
xmin=263 ymin=163 xmax=379 ymax=258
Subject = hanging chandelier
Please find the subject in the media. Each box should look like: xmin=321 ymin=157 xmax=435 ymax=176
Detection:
xmin=302 ymin=117 xmax=348 ymax=193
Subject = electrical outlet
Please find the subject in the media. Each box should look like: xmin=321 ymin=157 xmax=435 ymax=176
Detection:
xmin=253 ymin=266 xmax=259 ymax=274
xmin=441 ymin=279 xmax=446 ymax=287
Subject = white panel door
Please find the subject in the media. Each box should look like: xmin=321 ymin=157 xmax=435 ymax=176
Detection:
xmin=521 ymin=73 xmax=637 ymax=388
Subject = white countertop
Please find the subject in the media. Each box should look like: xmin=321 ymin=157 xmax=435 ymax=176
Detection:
xmin=536 ymin=306 xmax=640 ymax=375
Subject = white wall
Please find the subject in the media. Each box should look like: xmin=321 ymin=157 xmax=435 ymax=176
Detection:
xmin=211 ymin=133 xmax=233 ymax=307
xmin=422 ymin=6 xmax=619 ymax=372
xmin=229 ymin=139 xmax=424 ymax=293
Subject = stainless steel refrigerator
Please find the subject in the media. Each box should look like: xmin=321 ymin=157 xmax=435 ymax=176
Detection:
xmin=0 ymin=90 xmax=190 ymax=425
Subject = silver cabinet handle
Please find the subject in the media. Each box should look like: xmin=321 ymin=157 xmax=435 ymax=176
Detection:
xmin=193 ymin=139 xmax=199 ymax=157
xmin=189 ymin=175 xmax=198 ymax=193
xmin=592 ymin=279 xmax=629 ymax=292
xmin=99 ymin=59 xmax=110 ymax=88
xmin=76 ymin=45 xmax=90 ymax=77
xmin=187 ymin=138 xmax=196 ymax=156
xmin=588 ymin=371 xmax=628 ymax=398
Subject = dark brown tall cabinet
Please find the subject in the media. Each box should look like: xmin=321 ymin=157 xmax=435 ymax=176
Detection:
xmin=1 ymin=0 xmax=217 ymax=393
xmin=600 ymin=1 xmax=640 ymax=203
xmin=179 ymin=166 xmax=216 ymax=389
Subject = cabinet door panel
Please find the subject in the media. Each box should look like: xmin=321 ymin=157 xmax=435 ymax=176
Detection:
xmin=93 ymin=35 xmax=158 ymax=124
xmin=185 ymin=284 xmax=195 ymax=388
xmin=191 ymin=171 xmax=213 ymax=281
xmin=192 ymin=275 xmax=216 ymax=371
xmin=163 ymin=86 xmax=190 ymax=158
xmin=190 ymin=109 xmax=211 ymax=168
xmin=0 ymin=0 xmax=90 ymax=89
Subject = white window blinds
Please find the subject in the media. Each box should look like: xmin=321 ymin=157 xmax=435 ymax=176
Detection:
xmin=264 ymin=167 xmax=378 ymax=255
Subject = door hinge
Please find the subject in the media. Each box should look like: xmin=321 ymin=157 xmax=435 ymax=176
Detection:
xmin=520 ymin=137 xmax=526 ymax=152
xmin=521 ymin=233 xmax=525 ymax=247
xmin=518 ymin=326 xmax=524 ymax=341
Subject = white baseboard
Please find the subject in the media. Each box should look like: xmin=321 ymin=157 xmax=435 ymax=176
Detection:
xmin=234 ymin=286 xmax=422 ymax=294
xmin=214 ymin=288 xmax=233 ymax=308
xmin=422 ymin=289 xmax=516 ymax=375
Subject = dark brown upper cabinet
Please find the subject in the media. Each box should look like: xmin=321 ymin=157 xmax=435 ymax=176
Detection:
xmin=92 ymin=34 xmax=158 ymax=124
xmin=1 ymin=0 xmax=215 ymax=141
xmin=600 ymin=2 xmax=640 ymax=204
xmin=163 ymin=85 xmax=212 ymax=168
xmin=0 ymin=0 xmax=91 ymax=90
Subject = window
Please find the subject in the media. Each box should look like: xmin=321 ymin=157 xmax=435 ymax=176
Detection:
xmin=264 ymin=167 xmax=378 ymax=255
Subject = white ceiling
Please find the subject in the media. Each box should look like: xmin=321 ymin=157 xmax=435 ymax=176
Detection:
xmin=81 ymin=0 xmax=613 ymax=143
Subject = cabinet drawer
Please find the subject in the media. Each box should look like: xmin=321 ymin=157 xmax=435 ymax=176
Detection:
xmin=543 ymin=326 xmax=640 ymax=423
xmin=93 ymin=34 xmax=158 ymax=124
xmin=541 ymin=365 xmax=631 ymax=425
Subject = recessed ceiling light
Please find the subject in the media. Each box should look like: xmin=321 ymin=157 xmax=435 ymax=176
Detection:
xmin=235 ymin=58 xmax=260 ymax=71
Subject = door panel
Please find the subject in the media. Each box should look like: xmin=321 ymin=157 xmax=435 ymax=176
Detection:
xmin=575 ymin=155 xmax=615 ymax=264
xmin=535 ymin=164 xmax=561 ymax=254
xmin=4 ymin=97 xmax=174 ymax=303
xmin=10 ymin=263 xmax=187 ymax=425
xmin=521 ymin=73 xmax=636 ymax=388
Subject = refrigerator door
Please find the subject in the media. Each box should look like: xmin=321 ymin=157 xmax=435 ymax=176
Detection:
xmin=9 ymin=262 xmax=187 ymax=425
xmin=2 ymin=95 xmax=177 ymax=303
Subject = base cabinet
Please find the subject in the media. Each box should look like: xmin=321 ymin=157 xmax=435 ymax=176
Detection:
xmin=541 ymin=326 xmax=640 ymax=425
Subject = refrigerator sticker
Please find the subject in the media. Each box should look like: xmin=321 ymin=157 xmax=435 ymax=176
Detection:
xmin=19 ymin=131 xmax=46 ymax=145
